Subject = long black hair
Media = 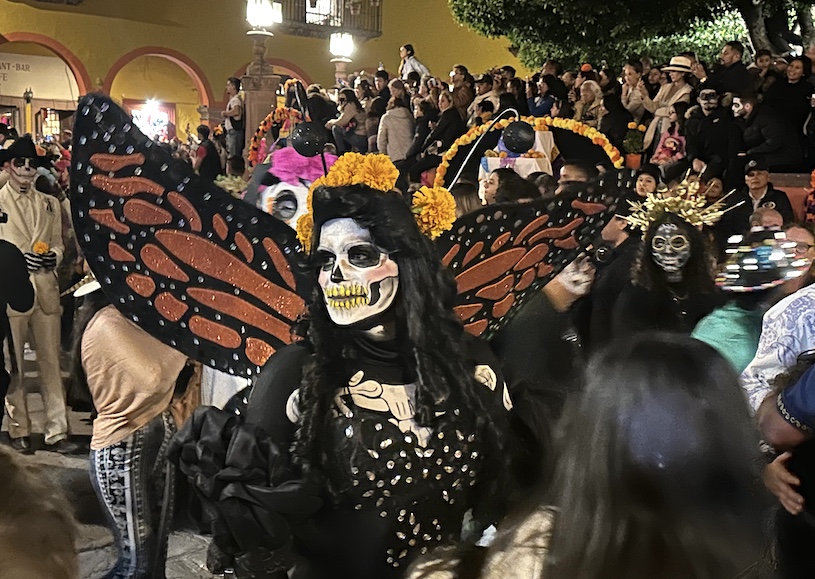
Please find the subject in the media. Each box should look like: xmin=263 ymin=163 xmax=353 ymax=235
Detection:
xmin=293 ymin=184 xmax=510 ymax=496
xmin=632 ymin=212 xmax=716 ymax=294
xmin=546 ymin=332 xmax=768 ymax=579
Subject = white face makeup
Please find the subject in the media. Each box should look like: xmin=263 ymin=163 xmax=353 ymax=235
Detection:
xmin=260 ymin=181 xmax=309 ymax=227
xmin=6 ymin=157 xmax=37 ymax=193
xmin=316 ymin=218 xmax=399 ymax=326
xmin=651 ymin=222 xmax=690 ymax=281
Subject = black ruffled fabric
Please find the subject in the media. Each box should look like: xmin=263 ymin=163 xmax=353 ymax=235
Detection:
xmin=168 ymin=406 xmax=323 ymax=578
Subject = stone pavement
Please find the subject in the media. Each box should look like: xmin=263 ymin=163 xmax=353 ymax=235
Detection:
xmin=5 ymin=348 xmax=218 ymax=578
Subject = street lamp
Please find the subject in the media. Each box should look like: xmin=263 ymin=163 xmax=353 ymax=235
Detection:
xmin=329 ymin=32 xmax=355 ymax=86
xmin=245 ymin=0 xmax=282 ymax=76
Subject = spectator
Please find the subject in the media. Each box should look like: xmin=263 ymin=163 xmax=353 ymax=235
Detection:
xmin=450 ymin=181 xmax=482 ymax=218
xmin=540 ymin=59 xmax=569 ymax=100
xmin=507 ymin=78 xmax=530 ymax=116
xmin=484 ymin=167 xmax=539 ymax=204
xmin=556 ymin=159 xmax=599 ymax=194
xmin=227 ymin=155 xmax=245 ymax=177
xmin=398 ymin=44 xmax=429 ymax=80
xmin=573 ymin=79 xmax=603 ymax=127
xmin=634 ymin=163 xmax=661 ymax=197
xmin=527 ymin=74 xmax=556 ymax=117
xmin=750 ymin=206 xmax=784 ymax=229
xmin=374 ymin=69 xmax=391 ymax=102
xmin=326 ymin=88 xmax=368 ymax=155
xmin=762 ymin=55 xmax=815 ymax=137
xmin=641 ymin=56 xmax=693 ymax=150
xmin=468 ymin=74 xmax=500 ymax=126
xmin=388 ymin=78 xmax=411 ymax=109
xmin=192 ymin=124 xmax=222 ymax=182
xmin=749 ymin=48 xmax=781 ymax=94
xmin=704 ymin=40 xmax=752 ymax=95
xmin=377 ymin=96 xmax=415 ymax=163
xmin=732 ymin=92 xmax=803 ymax=171
xmin=450 ymin=64 xmax=475 ymax=118
xmin=650 ymin=102 xmax=689 ymax=178
xmin=598 ymin=93 xmax=633 ymax=153
xmin=643 ymin=65 xmax=664 ymax=99
xmin=620 ymin=60 xmax=647 ymax=123
xmin=407 ymin=90 xmax=465 ymax=184
xmin=306 ymin=84 xmax=338 ymax=128
xmin=715 ymin=156 xmax=795 ymax=253
xmin=685 ymin=88 xmax=742 ymax=188
xmin=531 ymin=172 xmax=558 ymax=198
xmin=221 ymin=77 xmax=245 ymax=158
xmin=474 ymin=99 xmax=494 ymax=126
xmin=598 ymin=66 xmax=621 ymax=97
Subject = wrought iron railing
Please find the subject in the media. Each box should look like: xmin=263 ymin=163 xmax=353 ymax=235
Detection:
xmin=279 ymin=0 xmax=382 ymax=40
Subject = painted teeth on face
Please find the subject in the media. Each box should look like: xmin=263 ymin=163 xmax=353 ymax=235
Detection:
xmin=326 ymin=284 xmax=370 ymax=300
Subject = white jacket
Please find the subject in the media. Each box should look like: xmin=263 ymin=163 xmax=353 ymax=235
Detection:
xmin=0 ymin=182 xmax=64 ymax=315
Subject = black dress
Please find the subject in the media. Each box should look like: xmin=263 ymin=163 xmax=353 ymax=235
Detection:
xmin=245 ymin=333 xmax=510 ymax=579
xmin=611 ymin=282 xmax=722 ymax=337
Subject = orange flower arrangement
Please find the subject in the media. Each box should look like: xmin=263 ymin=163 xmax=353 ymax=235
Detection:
xmin=433 ymin=116 xmax=623 ymax=188
xmin=32 ymin=241 xmax=49 ymax=254
xmin=247 ymin=107 xmax=304 ymax=167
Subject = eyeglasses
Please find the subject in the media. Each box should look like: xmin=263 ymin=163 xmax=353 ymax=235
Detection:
xmin=795 ymin=242 xmax=815 ymax=255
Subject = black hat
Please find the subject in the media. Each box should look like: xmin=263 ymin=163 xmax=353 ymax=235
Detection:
xmin=475 ymin=74 xmax=493 ymax=85
xmin=0 ymin=135 xmax=48 ymax=167
xmin=636 ymin=163 xmax=661 ymax=183
xmin=744 ymin=156 xmax=769 ymax=175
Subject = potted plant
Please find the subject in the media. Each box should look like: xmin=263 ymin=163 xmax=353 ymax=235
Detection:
xmin=622 ymin=122 xmax=647 ymax=169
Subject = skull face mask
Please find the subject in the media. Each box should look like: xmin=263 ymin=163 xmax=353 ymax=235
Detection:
xmin=651 ymin=222 xmax=690 ymax=282
xmin=316 ymin=218 xmax=399 ymax=326
xmin=6 ymin=157 xmax=37 ymax=193
xmin=260 ymin=181 xmax=309 ymax=227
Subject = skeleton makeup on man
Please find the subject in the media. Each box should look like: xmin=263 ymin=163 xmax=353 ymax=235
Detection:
xmin=5 ymin=157 xmax=38 ymax=194
xmin=697 ymin=89 xmax=718 ymax=113
xmin=651 ymin=222 xmax=690 ymax=282
xmin=731 ymin=97 xmax=748 ymax=118
xmin=316 ymin=218 xmax=399 ymax=326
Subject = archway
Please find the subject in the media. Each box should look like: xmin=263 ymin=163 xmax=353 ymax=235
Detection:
xmin=105 ymin=51 xmax=213 ymax=142
xmin=104 ymin=47 xmax=214 ymax=107
xmin=0 ymin=34 xmax=91 ymax=136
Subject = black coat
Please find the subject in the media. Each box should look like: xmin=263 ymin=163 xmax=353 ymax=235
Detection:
xmin=612 ymin=283 xmax=722 ymax=337
xmin=704 ymin=61 xmax=752 ymax=95
xmin=714 ymin=184 xmax=796 ymax=253
xmin=422 ymin=108 xmax=466 ymax=153
xmin=598 ymin=109 xmax=633 ymax=154
xmin=762 ymin=79 xmax=815 ymax=134
xmin=0 ymin=240 xmax=34 ymax=399
xmin=198 ymin=138 xmax=222 ymax=182
xmin=685 ymin=106 xmax=742 ymax=188
xmin=736 ymin=105 xmax=803 ymax=170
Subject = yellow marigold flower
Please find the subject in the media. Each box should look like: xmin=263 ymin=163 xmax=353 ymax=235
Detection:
xmin=296 ymin=213 xmax=314 ymax=250
xmin=638 ymin=124 xmax=647 ymax=132
xmin=33 ymin=241 xmax=49 ymax=254
xmin=357 ymin=154 xmax=399 ymax=191
xmin=627 ymin=122 xmax=637 ymax=129
xmin=307 ymin=176 xmax=326 ymax=211
xmin=325 ymin=152 xmax=365 ymax=187
xmin=412 ymin=186 xmax=457 ymax=239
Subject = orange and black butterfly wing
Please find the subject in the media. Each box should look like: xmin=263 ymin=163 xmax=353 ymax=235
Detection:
xmin=437 ymin=179 xmax=618 ymax=339
xmin=70 ymin=95 xmax=312 ymax=377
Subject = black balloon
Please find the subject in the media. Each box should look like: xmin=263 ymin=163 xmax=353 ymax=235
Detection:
xmin=502 ymin=121 xmax=536 ymax=154
xmin=290 ymin=122 xmax=328 ymax=158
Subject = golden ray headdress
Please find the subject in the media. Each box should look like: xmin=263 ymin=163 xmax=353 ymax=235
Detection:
xmin=624 ymin=177 xmax=743 ymax=232
xmin=295 ymin=153 xmax=457 ymax=250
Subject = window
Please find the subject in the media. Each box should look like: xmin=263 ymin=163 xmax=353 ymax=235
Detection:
xmin=305 ymin=0 xmax=341 ymax=26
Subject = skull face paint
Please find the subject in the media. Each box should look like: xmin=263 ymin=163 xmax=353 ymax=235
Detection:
xmin=651 ymin=222 xmax=690 ymax=282
xmin=260 ymin=181 xmax=309 ymax=227
xmin=316 ymin=218 xmax=399 ymax=326
xmin=6 ymin=157 xmax=37 ymax=193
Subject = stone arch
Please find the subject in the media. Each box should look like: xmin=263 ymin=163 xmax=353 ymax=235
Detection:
xmin=103 ymin=46 xmax=214 ymax=107
xmin=0 ymin=32 xmax=92 ymax=95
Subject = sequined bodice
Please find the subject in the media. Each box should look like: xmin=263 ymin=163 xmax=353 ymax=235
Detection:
xmin=325 ymin=399 xmax=485 ymax=572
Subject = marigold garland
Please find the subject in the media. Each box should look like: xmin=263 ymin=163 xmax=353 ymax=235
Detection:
xmin=296 ymin=154 xmax=454 ymax=250
xmin=433 ymin=116 xmax=624 ymax=188
xmin=247 ymin=106 xmax=303 ymax=167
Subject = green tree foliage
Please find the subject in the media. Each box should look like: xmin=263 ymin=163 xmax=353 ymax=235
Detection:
xmin=449 ymin=0 xmax=812 ymax=69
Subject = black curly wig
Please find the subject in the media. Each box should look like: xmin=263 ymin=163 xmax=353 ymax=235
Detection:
xmin=292 ymin=184 xmax=511 ymax=503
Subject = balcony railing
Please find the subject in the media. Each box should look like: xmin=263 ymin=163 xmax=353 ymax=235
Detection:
xmin=278 ymin=0 xmax=382 ymax=40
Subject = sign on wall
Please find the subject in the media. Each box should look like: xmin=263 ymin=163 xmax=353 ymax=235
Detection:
xmin=0 ymin=53 xmax=80 ymax=101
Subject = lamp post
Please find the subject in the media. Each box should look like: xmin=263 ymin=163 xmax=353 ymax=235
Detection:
xmin=241 ymin=0 xmax=283 ymax=158
xmin=329 ymin=32 xmax=355 ymax=87
xmin=23 ymin=88 xmax=33 ymax=135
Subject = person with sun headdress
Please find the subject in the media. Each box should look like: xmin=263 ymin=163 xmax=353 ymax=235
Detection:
xmin=172 ymin=153 xmax=515 ymax=578
xmin=610 ymin=179 xmax=731 ymax=337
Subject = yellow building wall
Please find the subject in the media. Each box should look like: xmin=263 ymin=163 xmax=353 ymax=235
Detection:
xmin=0 ymin=0 xmax=528 ymax=110
xmin=109 ymin=56 xmax=200 ymax=141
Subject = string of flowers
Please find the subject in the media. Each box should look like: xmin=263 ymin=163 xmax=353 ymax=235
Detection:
xmin=433 ymin=116 xmax=623 ymax=188
xmin=247 ymin=106 xmax=304 ymax=167
xmin=296 ymin=153 xmax=456 ymax=249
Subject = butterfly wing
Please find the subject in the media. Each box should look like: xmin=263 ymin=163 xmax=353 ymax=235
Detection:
xmin=70 ymin=95 xmax=312 ymax=377
xmin=438 ymin=179 xmax=618 ymax=339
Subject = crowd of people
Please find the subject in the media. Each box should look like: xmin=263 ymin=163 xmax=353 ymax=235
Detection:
xmin=5 ymin=36 xmax=815 ymax=579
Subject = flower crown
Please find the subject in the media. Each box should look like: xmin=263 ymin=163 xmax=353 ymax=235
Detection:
xmin=624 ymin=177 xmax=740 ymax=232
xmin=295 ymin=153 xmax=457 ymax=250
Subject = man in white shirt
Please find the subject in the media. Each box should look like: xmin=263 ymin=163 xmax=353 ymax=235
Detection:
xmin=222 ymin=77 xmax=245 ymax=158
